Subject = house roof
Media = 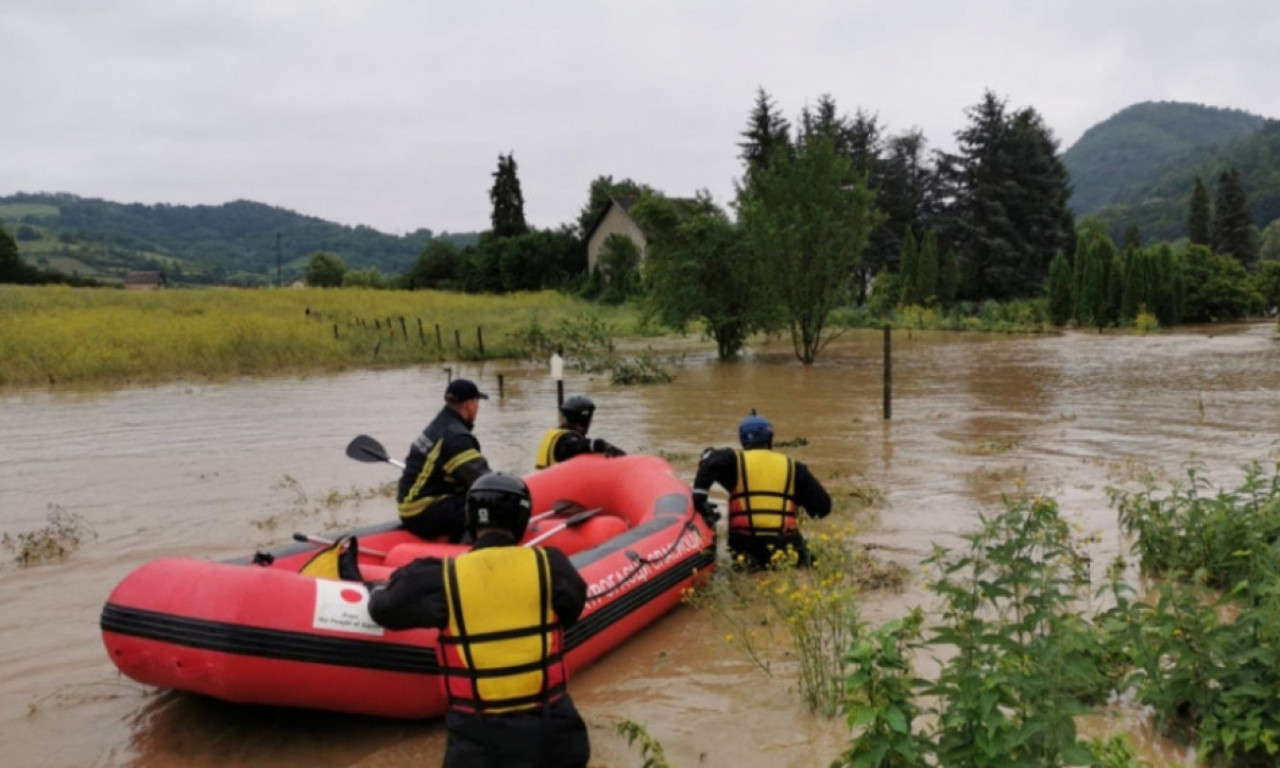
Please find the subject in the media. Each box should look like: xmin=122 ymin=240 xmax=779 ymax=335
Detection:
xmin=124 ymin=271 xmax=166 ymax=285
xmin=583 ymin=194 xmax=702 ymax=244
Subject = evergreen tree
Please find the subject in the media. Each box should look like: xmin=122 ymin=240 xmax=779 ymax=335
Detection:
xmin=898 ymin=227 xmax=919 ymax=306
xmin=936 ymin=92 xmax=1073 ymax=301
xmin=938 ymin=248 xmax=960 ymax=308
xmin=1083 ymin=236 xmax=1114 ymax=330
xmin=862 ymin=128 xmax=932 ymax=303
xmin=1106 ymin=248 xmax=1126 ymax=326
xmin=489 ymin=153 xmax=528 ymax=238
xmin=738 ymin=87 xmax=791 ymax=179
xmin=1188 ymin=176 xmax=1211 ymax=246
xmin=1122 ymin=223 xmax=1142 ymax=251
xmin=1211 ymin=168 xmax=1257 ymax=266
xmin=916 ymin=229 xmax=940 ymax=304
xmin=799 ymin=94 xmax=849 ymax=153
xmin=1120 ymin=247 xmax=1144 ymax=321
xmin=1046 ymin=251 xmax=1073 ymax=326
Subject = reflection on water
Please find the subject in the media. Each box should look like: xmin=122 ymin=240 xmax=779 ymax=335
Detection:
xmin=3 ymin=324 xmax=1279 ymax=766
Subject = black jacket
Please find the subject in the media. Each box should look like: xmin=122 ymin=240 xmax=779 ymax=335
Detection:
xmin=691 ymin=446 xmax=831 ymax=520
xmin=396 ymin=406 xmax=491 ymax=516
xmin=368 ymin=532 xmax=587 ymax=632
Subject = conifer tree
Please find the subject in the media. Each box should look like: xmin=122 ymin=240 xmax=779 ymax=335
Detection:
xmin=738 ymin=87 xmax=791 ymax=179
xmin=489 ymin=153 xmax=528 ymax=238
xmin=898 ymin=227 xmax=918 ymax=306
xmin=916 ymin=229 xmax=940 ymax=304
xmin=938 ymin=248 xmax=960 ymax=307
xmin=1211 ymin=168 xmax=1256 ymax=266
xmin=1106 ymin=249 xmax=1126 ymax=326
xmin=1046 ymin=251 xmax=1073 ymax=326
xmin=1188 ymin=177 xmax=1211 ymax=246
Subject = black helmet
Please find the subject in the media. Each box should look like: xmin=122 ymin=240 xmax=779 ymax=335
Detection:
xmin=560 ymin=395 xmax=596 ymax=432
xmin=738 ymin=410 xmax=774 ymax=449
xmin=465 ymin=473 xmax=533 ymax=540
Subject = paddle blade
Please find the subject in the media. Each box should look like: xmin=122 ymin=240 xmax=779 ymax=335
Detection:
xmin=346 ymin=434 xmax=391 ymax=464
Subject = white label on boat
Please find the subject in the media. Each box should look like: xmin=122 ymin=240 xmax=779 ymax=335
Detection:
xmin=312 ymin=580 xmax=385 ymax=636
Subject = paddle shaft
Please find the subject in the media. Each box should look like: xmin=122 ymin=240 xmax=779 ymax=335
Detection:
xmin=523 ymin=507 xmax=604 ymax=547
xmin=293 ymin=533 xmax=386 ymax=558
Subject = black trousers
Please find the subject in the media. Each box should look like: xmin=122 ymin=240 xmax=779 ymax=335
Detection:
xmin=727 ymin=532 xmax=813 ymax=571
xmin=442 ymin=695 xmax=590 ymax=768
xmin=401 ymin=495 xmax=468 ymax=542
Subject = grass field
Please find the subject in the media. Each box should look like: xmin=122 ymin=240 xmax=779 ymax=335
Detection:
xmin=0 ymin=285 xmax=644 ymax=388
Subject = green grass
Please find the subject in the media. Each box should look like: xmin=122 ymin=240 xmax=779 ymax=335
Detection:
xmin=0 ymin=285 xmax=644 ymax=387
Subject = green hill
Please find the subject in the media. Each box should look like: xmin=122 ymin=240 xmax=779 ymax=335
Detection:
xmin=1091 ymin=120 xmax=1280 ymax=243
xmin=0 ymin=192 xmax=479 ymax=286
xmin=1062 ymin=101 xmax=1272 ymax=216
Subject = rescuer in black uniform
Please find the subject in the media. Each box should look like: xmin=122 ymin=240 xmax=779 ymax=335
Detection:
xmin=396 ymin=378 xmax=492 ymax=542
xmin=369 ymin=473 xmax=591 ymax=768
xmin=535 ymin=395 xmax=625 ymax=470
xmin=692 ymin=411 xmax=831 ymax=569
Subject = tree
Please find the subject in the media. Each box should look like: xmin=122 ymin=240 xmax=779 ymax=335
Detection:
xmin=938 ymin=248 xmax=960 ymax=308
xmin=0 ymin=227 xmax=37 ymax=284
xmin=304 ymin=251 xmax=346 ymax=287
xmin=898 ymin=227 xmax=918 ymax=306
xmin=1253 ymin=260 xmax=1280 ymax=311
xmin=737 ymin=87 xmax=791 ymax=179
xmin=1211 ymin=168 xmax=1256 ymax=266
xmin=636 ymin=192 xmax=770 ymax=359
xmin=1260 ymin=219 xmax=1280 ymax=262
xmin=916 ymin=229 xmax=940 ymax=305
xmin=1046 ymin=251 xmax=1073 ymax=326
xmin=936 ymin=92 xmax=1074 ymax=301
xmin=575 ymin=176 xmax=648 ymax=238
xmin=489 ymin=153 xmax=528 ymax=238
xmin=737 ymin=134 xmax=879 ymax=364
xmin=1182 ymin=243 xmax=1261 ymax=322
xmin=863 ymin=128 xmax=933 ymax=303
xmin=1188 ymin=176 xmax=1212 ymax=246
xmin=405 ymin=238 xmax=461 ymax=290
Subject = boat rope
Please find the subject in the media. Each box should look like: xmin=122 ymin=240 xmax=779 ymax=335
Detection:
xmin=588 ymin=516 xmax=705 ymax=601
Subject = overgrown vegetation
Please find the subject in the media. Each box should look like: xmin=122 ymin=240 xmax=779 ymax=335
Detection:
xmin=2 ymin=505 xmax=97 ymax=566
xmin=0 ymin=285 xmax=640 ymax=387
xmin=684 ymin=523 xmax=908 ymax=717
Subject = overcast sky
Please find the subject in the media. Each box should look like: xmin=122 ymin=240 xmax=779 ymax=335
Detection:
xmin=3 ymin=1 xmax=1278 ymax=235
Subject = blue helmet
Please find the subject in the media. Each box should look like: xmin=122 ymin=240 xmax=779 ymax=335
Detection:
xmin=738 ymin=412 xmax=773 ymax=449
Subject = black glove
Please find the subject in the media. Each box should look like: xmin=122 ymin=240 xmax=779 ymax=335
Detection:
xmin=593 ymin=439 xmax=625 ymax=458
xmin=701 ymin=501 xmax=721 ymax=526
xmin=692 ymin=493 xmax=707 ymax=515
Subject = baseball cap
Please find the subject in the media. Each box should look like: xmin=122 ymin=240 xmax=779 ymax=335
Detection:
xmin=445 ymin=378 xmax=489 ymax=403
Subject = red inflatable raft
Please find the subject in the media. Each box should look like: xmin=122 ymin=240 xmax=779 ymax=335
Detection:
xmin=100 ymin=454 xmax=715 ymax=718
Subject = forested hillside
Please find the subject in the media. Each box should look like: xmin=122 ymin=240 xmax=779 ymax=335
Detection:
xmin=1063 ymin=101 xmax=1271 ymax=215
xmin=0 ymin=192 xmax=478 ymax=285
xmin=1093 ymin=121 xmax=1280 ymax=242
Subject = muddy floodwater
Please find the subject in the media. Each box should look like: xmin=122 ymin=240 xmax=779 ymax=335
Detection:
xmin=4 ymin=324 xmax=1278 ymax=767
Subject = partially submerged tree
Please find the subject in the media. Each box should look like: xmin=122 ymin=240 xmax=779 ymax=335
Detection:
xmin=737 ymin=135 xmax=879 ymax=364
xmin=635 ymin=192 xmax=770 ymax=360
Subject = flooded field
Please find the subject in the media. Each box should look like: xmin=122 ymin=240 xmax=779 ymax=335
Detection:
xmin=3 ymin=323 xmax=1276 ymax=767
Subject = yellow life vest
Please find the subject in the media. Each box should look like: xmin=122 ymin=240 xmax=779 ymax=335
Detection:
xmin=439 ymin=546 xmax=566 ymax=714
xmin=535 ymin=428 xmax=572 ymax=470
xmin=728 ymin=449 xmax=798 ymax=536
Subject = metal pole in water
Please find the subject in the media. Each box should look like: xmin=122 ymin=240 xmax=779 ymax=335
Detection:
xmin=883 ymin=324 xmax=892 ymax=420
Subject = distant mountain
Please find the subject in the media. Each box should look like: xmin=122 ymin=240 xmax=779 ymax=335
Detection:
xmin=0 ymin=192 xmax=479 ymax=286
xmin=1062 ymin=101 xmax=1272 ymax=216
xmin=1091 ymin=120 xmax=1280 ymax=243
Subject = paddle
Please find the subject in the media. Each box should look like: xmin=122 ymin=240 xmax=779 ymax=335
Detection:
xmin=292 ymin=532 xmax=387 ymax=558
xmin=523 ymin=506 xmax=604 ymax=547
xmin=345 ymin=434 xmax=405 ymax=470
